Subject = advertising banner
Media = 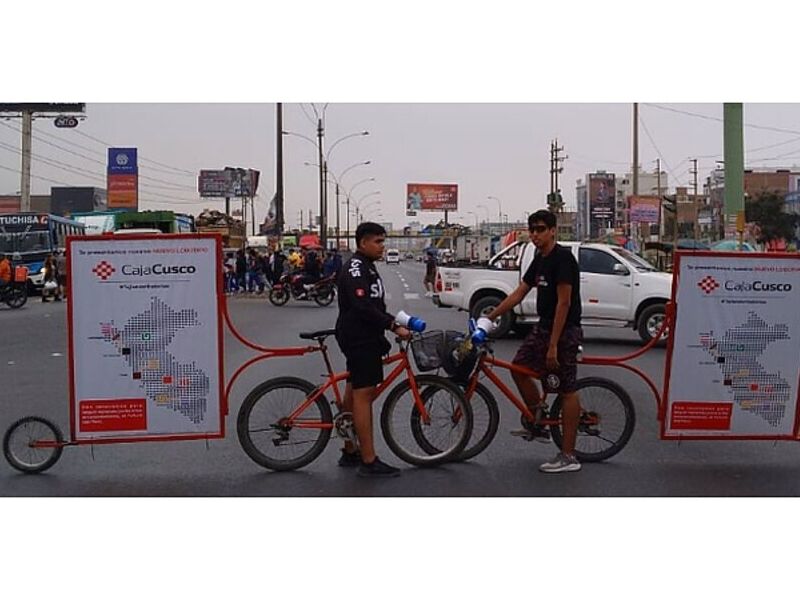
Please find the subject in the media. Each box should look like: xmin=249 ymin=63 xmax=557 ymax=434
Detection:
xmin=199 ymin=169 xmax=260 ymax=198
xmin=67 ymin=234 xmax=224 ymax=442
xmin=588 ymin=173 xmax=616 ymax=224
xmin=107 ymin=148 xmax=138 ymax=210
xmin=107 ymin=173 xmax=138 ymax=209
xmin=108 ymin=148 xmax=138 ymax=175
xmin=629 ymin=195 xmax=661 ymax=223
xmin=407 ymin=183 xmax=458 ymax=214
xmin=663 ymin=252 xmax=800 ymax=439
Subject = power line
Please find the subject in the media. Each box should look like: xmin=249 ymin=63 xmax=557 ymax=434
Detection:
xmin=71 ymin=129 xmax=196 ymax=175
xmin=0 ymin=120 xmax=198 ymax=192
xmin=638 ymin=114 xmax=687 ymax=188
xmin=643 ymin=103 xmax=800 ymax=136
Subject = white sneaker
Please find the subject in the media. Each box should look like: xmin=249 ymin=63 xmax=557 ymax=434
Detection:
xmin=539 ymin=452 xmax=581 ymax=473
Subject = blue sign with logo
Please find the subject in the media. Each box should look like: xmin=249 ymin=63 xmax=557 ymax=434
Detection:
xmin=108 ymin=148 xmax=138 ymax=174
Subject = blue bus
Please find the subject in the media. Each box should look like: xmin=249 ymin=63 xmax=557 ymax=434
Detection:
xmin=0 ymin=213 xmax=85 ymax=290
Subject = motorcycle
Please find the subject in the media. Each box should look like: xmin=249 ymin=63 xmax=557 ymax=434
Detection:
xmin=269 ymin=273 xmax=336 ymax=307
xmin=0 ymin=281 xmax=28 ymax=309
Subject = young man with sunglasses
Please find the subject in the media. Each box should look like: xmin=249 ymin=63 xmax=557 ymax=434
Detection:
xmin=474 ymin=209 xmax=584 ymax=473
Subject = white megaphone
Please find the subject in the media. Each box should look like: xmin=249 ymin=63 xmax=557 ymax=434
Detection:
xmin=395 ymin=310 xmax=426 ymax=333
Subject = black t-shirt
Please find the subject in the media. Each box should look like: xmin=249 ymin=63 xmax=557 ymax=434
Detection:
xmin=522 ymin=244 xmax=581 ymax=328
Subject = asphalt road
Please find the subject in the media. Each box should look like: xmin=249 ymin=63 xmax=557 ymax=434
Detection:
xmin=3 ymin=259 xmax=800 ymax=496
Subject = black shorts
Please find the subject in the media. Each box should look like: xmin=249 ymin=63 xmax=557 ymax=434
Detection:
xmin=342 ymin=342 xmax=386 ymax=390
xmin=512 ymin=324 xmax=583 ymax=393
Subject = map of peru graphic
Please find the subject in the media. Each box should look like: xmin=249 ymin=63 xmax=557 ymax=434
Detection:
xmin=100 ymin=297 xmax=210 ymax=424
xmin=699 ymin=312 xmax=791 ymax=427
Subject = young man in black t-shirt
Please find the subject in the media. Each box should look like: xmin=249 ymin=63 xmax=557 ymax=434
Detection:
xmin=479 ymin=209 xmax=584 ymax=473
xmin=335 ymin=222 xmax=412 ymax=477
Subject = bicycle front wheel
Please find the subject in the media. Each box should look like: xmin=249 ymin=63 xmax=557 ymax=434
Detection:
xmin=237 ymin=377 xmax=333 ymax=471
xmin=3 ymin=416 xmax=64 ymax=474
xmin=549 ymin=377 xmax=635 ymax=462
xmin=380 ymin=374 xmax=472 ymax=467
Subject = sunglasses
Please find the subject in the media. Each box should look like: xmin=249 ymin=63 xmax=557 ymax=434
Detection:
xmin=529 ymin=225 xmax=550 ymax=233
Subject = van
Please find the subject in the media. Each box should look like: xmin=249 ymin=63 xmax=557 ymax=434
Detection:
xmin=385 ymin=249 xmax=400 ymax=264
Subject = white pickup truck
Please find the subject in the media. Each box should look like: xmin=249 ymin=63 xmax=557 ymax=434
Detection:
xmin=433 ymin=241 xmax=672 ymax=344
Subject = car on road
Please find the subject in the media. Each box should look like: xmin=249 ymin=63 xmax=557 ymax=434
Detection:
xmin=385 ymin=249 xmax=400 ymax=264
xmin=433 ymin=240 xmax=673 ymax=344
xmin=404 ymin=252 xmax=415 ymax=260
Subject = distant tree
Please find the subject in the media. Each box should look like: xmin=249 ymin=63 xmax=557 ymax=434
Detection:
xmin=745 ymin=191 xmax=799 ymax=244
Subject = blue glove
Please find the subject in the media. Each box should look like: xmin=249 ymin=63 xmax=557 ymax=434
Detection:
xmin=471 ymin=328 xmax=489 ymax=345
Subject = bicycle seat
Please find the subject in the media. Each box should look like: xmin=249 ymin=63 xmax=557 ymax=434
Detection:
xmin=299 ymin=329 xmax=337 ymax=341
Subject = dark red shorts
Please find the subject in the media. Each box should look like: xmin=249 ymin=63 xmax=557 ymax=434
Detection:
xmin=512 ymin=324 xmax=583 ymax=393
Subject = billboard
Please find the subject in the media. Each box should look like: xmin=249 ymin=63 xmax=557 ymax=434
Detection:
xmin=663 ymin=252 xmax=800 ymax=439
xmin=199 ymin=169 xmax=260 ymax=198
xmin=68 ymin=234 xmax=224 ymax=442
xmin=588 ymin=173 xmax=615 ymax=222
xmin=407 ymin=183 xmax=458 ymax=215
xmin=108 ymin=148 xmax=138 ymax=210
xmin=629 ymin=195 xmax=661 ymax=223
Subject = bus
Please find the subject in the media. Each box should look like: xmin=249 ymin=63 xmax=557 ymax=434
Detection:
xmin=0 ymin=213 xmax=85 ymax=290
xmin=114 ymin=210 xmax=195 ymax=234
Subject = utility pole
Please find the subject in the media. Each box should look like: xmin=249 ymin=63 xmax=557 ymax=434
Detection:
xmin=335 ymin=183 xmax=340 ymax=250
xmin=632 ymin=103 xmax=639 ymax=196
xmin=300 ymin=209 xmax=304 ymax=230
xmin=656 ymin=158 xmax=662 ymax=243
xmin=548 ymin=139 xmax=566 ymax=213
xmin=346 ymin=194 xmax=351 ymax=251
xmin=723 ymin=103 xmax=745 ymax=246
xmin=690 ymin=158 xmax=699 ymax=241
xmin=20 ymin=111 xmax=32 ymax=212
xmin=275 ymin=102 xmax=285 ymax=233
xmin=317 ymin=118 xmax=326 ymax=248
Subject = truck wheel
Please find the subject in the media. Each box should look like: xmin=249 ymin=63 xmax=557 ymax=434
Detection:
xmin=471 ymin=296 xmax=513 ymax=338
xmin=637 ymin=304 xmax=667 ymax=344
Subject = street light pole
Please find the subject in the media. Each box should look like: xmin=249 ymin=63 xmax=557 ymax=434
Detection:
xmin=488 ymin=195 xmax=502 ymax=223
xmin=317 ymin=119 xmax=325 ymax=248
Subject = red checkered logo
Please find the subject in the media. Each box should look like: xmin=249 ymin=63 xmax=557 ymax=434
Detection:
xmin=92 ymin=260 xmax=116 ymax=281
xmin=697 ymin=275 xmax=720 ymax=295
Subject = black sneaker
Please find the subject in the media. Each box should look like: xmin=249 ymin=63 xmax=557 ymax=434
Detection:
xmin=357 ymin=456 xmax=401 ymax=478
xmin=338 ymin=449 xmax=361 ymax=467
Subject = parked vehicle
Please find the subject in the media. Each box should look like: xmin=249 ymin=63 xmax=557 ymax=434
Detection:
xmin=269 ymin=273 xmax=336 ymax=307
xmin=385 ymin=249 xmax=401 ymax=264
xmin=434 ymin=241 xmax=673 ymax=344
xmin=453 ymin=235 xmax=493 ymax=264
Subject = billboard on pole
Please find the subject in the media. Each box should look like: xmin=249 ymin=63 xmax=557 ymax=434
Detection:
xmin=107 ymin=148 xmax=138 ymax=210
xmin=588 ymin=173 xmax=615 ymax=237
xmin=199 ymin=169 xmax=260 ymax=198
xmin=629 ymin=195 xmax=661 ymax=223
xmin=407 ymin=183 xmax=458 ymax=215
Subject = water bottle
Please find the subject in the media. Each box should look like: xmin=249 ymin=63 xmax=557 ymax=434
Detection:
xmin=395 ymin=310 xmax=426 ymax=333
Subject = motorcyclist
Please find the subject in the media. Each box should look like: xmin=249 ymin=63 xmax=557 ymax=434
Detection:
xmin=0 ymin=252 xmax=11 ymax=291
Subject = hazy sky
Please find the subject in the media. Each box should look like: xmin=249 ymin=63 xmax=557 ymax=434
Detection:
xmin=3 ymin=103 xmax=800 ymax=229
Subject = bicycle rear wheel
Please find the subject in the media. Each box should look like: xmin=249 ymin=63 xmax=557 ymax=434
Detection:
xmin=237 ymin=377 xmax=333 ymax=471
xmin=380 ymin=374 xmax=472 ymax=467
xmin=3 ymin=416 xmax=64 ymax=474
xmin=549 ymin=377 xmax=635 ymax=462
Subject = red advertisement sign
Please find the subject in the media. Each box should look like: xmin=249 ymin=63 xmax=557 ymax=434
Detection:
xmin=79 ymin=399 xmax=147 ymax=432
xmin=670 ymin=402 xmax=733 ymax=431
xmin=407 ymin=183 xmax=458 ymax=213
xmin=107 ymin=173 xmax=138 ymax=209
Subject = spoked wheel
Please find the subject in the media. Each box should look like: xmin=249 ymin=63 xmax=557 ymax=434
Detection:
xmin=380 ymin=374 xmax=472 ymax=467
xmin=268 ymin=287 xmax=290 ymax=306
xmin=3 ymin=416 xmax=64 ymax=474
xmin=5 ymin=285 xmax=28 ymax=309
xmin=549 ymin=377 xmax=635 ymax=462
xmin=237 ymin=377 xmax=333 ymax=471
xmin=314 ymin=284 xmax=335 ymax=307
xmin=415 ymin=381 xmax=500 ymax=462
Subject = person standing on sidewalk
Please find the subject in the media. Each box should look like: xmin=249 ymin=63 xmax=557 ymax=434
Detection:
xmin=473 ymin=209 xmax=584 ymax=473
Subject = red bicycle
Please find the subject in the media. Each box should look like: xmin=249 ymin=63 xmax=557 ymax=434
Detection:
xmin=236 ymin=329 xmax=473 ymax=471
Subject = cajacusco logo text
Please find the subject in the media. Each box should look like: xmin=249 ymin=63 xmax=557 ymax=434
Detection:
xmin=723 ymin=280 xmax=792 ymax=293
xmin=121 ymin=263 xmax=197 ymax=276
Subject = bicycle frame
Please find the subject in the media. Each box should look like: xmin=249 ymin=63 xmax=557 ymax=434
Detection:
xmin=282 ymin=339 xmax=434 ymax=429
xmin=464 ymin=353 xmax=547 ymax=423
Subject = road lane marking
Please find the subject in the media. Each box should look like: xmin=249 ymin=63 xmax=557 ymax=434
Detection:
xmin=404 ymin=293 xmax=420 ymax=300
